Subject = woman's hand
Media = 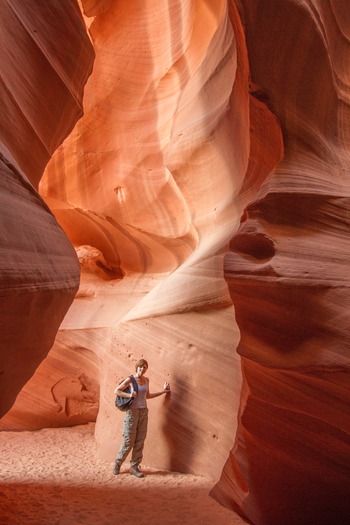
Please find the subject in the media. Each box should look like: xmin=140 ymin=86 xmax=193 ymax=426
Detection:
xmin=146 ymin=381 xmax=170 ymax=399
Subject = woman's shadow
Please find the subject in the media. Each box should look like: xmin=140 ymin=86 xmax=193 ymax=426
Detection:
xmin=161 ymin=372 xmax=198 ymax=474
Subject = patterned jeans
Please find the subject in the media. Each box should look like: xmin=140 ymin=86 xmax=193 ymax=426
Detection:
xmin=115 ymin=408 xmax=148 ymax=468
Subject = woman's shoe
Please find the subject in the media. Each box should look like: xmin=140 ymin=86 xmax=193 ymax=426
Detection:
xmin=130 ymin=466 xmax=144 ymax=478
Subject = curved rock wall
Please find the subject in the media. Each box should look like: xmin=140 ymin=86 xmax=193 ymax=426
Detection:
xmin=1 ymin=1 xmax=349 ymax=523
xmin=212 ymin=1 xmax=350 ymax=524
xmin=31 ymin=0 xmax=257 ymax=481
xmin=1 ymin=0 xmax=281 ymax=485
xmin=0 ymin=1 xmax=94 ymax=418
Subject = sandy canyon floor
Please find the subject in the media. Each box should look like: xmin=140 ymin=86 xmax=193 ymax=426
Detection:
xmin=0 ymin=423 xmax=245 ymax=525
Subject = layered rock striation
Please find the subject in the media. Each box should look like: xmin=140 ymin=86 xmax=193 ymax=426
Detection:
xmin=30 ymin=0 xmax=255 ymax=480
xmin=1 ymin=1 xmax=350 ymax=524
xmin=212 ymin=1 xmax=350 ymax=524
xmin=0 ymin=0 xmax=94 ymax=418
xmin=1 ymin=0 xmax=264 ymax=484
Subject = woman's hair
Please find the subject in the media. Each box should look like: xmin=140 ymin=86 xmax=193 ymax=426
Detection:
xmin=135 ymin=358 xmax=148 ymax=371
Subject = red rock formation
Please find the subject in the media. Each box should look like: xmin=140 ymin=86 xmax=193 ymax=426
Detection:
xmin=0 ymin=0 xmax=94 ymax=418
xmin=2 ymin=1 xmax=273 ymax=486
xmin=34 ymin=1 xmax=256 ymax=481
xmin=2 ymin=1 xmax=349 ymax=524
xmin=212 ymin=1 xmax=350 ymax=524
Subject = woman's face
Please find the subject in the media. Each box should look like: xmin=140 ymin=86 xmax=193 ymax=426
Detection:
xmin=137 ymin=364 xmax=148 ymax=376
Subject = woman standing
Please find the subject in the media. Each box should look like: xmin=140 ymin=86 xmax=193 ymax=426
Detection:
xmin=113 ymin=358 xmax=170 ymax=478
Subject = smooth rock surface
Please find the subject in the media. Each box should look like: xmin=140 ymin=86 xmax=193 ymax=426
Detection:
xmin=212 ymin=1 xmax=350 ymax=524
xmin=1 ymin=1 xmax=350 ymax=524
xmin=35 ymin=0 xmax=256 ymax=483
xmin=0 ymin=0 xmax=94 ymax=418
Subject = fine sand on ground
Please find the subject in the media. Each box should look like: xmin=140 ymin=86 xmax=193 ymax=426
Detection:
xmin=0 ymin=423 xmax=245 ymax=525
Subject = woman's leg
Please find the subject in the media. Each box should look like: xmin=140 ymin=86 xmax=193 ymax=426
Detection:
xmin=130 ymin=408 xmax=148 ymax=468
xmin=115 ymin=409 xmax=139 ymax=465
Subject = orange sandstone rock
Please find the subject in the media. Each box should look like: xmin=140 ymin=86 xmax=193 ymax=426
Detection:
xmin=0 ymin=0 xmax=94 ymax=418
xmin=3 ymin=1 xmax=349 ymax=524
xmin=4 ymin=1 xmax=263 ymax=486
xmin=212 ymin=1 xmax=350 ymax=524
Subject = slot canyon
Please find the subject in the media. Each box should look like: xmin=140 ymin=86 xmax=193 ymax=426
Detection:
xmin=0 ymin=1 xmax=349 ymax=524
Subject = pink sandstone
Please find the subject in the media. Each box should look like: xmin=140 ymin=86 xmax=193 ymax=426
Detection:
xmin=0 ymin=0 xmax=93 ymax=419
xmin=212 ymin=1 xmax=350 ymax=524
xmin=0 ymin=1 xmax=349 ymax=524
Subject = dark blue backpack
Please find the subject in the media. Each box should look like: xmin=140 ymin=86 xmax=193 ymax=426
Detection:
xmin=115 ymin=375 xmax=138 ymax=411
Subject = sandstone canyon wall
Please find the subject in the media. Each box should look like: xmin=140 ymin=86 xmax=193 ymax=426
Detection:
xmin=1 ymin=0 xmax=266 ymax=484
xmin=1 ymin=1 xmax=350 ymax=525
xmin=0 ymin=0 xmax=94 ymax=419
xmin=212 ymin=1 xmax=350 ymax=524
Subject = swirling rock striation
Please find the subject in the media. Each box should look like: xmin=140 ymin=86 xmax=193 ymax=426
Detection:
xmin=212 ymin=1 xmax=350 ymax=524
xmin=2 ymin=1 xmax=349 ymax=524
xmin=35 ymin=0 xmax=252 ymax=479
xmin=2 ymin=1 xmax=266 ymax=485
xmin=0 ymin=0 xmax=94 ymax=418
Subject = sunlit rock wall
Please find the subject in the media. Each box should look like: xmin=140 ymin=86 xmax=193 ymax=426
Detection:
xmin=38 ymin=0 xmax=254 ymax=479
xmin=3 ymin=1 xmax=348 ymax=523
xmin=0 ymin=0 xmax=281 ymax=483
xmin=0 ymin=0 xmax=94 ymax=418
xmin=212 ymin=1 xmax=350 ymax=524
